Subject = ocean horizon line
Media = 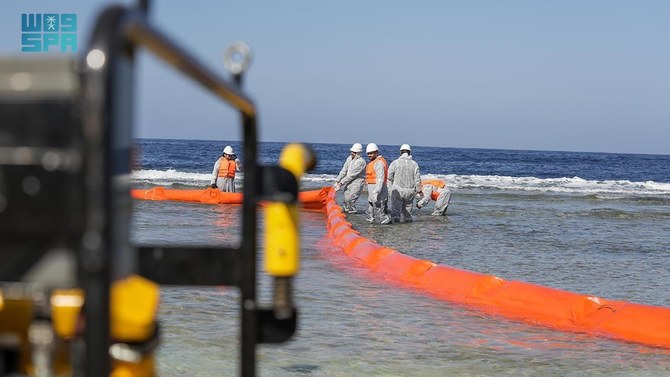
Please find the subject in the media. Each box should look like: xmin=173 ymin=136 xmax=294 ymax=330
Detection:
xmin=134 ymin=137 xmax=670 ymax=157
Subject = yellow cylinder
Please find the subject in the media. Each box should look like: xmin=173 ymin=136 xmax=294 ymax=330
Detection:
xmin=50 ymin=288 xmax=84 ymax=339
xmin=263 ymin=143 xmax=315 ymax=278
xmin=110 ymin=275 xmax=159 ymax=342
xmin=0 ymin=298 xmax=33 ymax=373
xmin=278 ymin=143 xmax=313 ymax=177
xmin=264 ymin=202 xmax=299 ymax=276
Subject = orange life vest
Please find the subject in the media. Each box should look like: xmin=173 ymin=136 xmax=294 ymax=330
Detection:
xmin=421 ymin=179 xmax=445 ymax=201
xmin=218 ymin=157 xmax=237 ymax=178
xmin=421 ymin=179 xmax=445 ymax=189
xmin=366 ymin=156 xmax=387 ymax=184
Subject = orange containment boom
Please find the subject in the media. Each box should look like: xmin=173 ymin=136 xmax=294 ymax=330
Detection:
xmin=322 ymin=188 xmax=670 ymax=350
xmin=131 ymin=186 xmax=328 ymax=210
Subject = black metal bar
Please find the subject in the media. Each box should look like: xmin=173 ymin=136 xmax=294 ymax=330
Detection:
xmin=80 ymin=6 xmax=132 ymax=376
xmin=82 ymin=4 xmax=261 ymax=376
xmin=136 ymin=246 xmax=240 ymax=286
xmin=240 ymin=113 xmax=257 ymax=377
xmin=122 ymin=8 xmax=263 ymax=376
xmin=123 ymin=16 xmax=256 ymax=117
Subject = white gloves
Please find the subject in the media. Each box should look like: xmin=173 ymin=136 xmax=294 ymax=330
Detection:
xmin=333 ymin=182 xmax=342 ymax=191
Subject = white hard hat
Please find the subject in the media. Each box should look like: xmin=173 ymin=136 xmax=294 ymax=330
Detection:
xmin=350 ymin=143 xmax=363 ymax=153
xmin=366 ymin=143 xmax=379 ymax=154
xmin=223 ymin=146 xmax=234 ymax=155
xmin=400 ymin=144 xmax=411 ymax=152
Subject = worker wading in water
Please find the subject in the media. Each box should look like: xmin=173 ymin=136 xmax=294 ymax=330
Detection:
xmin=210 ymin=145 xmax=242 ymax=192
xmin=365 ymin=143 xmax=391 ymax=224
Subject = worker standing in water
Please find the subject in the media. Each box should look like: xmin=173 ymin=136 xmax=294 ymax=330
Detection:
xmin=416 ymin=179 xmax=452 ymax=215
xmin=210 ymin=145 xmax=242 ymax=192
xmin=333 ymin=143 xmax=366 ymax=213
xmin=387 ymin=144 xmax=421 ymax=223
xmin=365 ymin=143 xmax=391 ymax=224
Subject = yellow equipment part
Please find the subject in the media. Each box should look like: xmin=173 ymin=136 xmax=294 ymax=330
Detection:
xmin=0 ymin=297 xmax=33 ymax=372
xmin=110 ymin=275 xmax=159 ymax=342
xmin=50 ymin=288 xmax=84 ymax=339
xmin=278 ymin=143 xmax=312 ymax=177
xmin=264 ymin=202 xmax=300 ymax=276
xmin=264 ymin=143 xmax=315 ymax=277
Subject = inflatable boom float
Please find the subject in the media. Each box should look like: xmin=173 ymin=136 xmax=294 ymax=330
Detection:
xmin=133 ymin=186 xmax=670 ymax=349
xmin=131 ymin=186 xmax=327 ymax=210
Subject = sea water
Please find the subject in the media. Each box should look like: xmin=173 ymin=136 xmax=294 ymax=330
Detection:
xmin=132 ymin=139 xmax=670 ymax=376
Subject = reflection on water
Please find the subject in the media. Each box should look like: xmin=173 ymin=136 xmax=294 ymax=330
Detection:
xmin=210 ymin=204 xmax=242 ymax=244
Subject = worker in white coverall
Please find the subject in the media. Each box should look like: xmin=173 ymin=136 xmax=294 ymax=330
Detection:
xmin=416 ymin=179 xmax=452 ymax=215
xmin=333 ymin=143 xmax=366 ymax=213
xmin=365 ymin=143 xmax=391 ymax=224
xmin=387 ymin=144 xmax=421 ymax=223
xmin=210 ymin=145 xmax=242 ymax=192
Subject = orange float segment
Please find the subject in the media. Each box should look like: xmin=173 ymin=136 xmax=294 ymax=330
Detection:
xmin=333 ymin=228 xmax=361 ymax=247
xmin=414 ymin=265 xmax=492 ymax=303
xmin=336 ymin=231 xmax=364 ymax=250
xmin=330 ymin=221 xmax=353 ymax=239
xmin=335 ymin=232 xmax=365 ymax=257
xmin=471 ymin=275 xmax=506 ymax=299
xmin=345 ymin=243 xmax=395 ymax=267
xmin=325 ymin=202 xmax=340 ymax=214
xmin=569 ymin=295 xmax=615 ymax=326
xmin=299 ymin=187 xmax=330 ymax=210
xmin=326 ymin=212 xmax=351 ymax=229
xmin=361 ymin=247 xmax=396 ymax=267
xmin=327 ymin=216 xmax=350 ymax=234
xmin=132 ymin=186 xmax=167 ymax=200
xmin=326 ymin=207 xmax=344 ymax=220
xmin=319 ymin=186 xmax=334 ymax=203
xmin=371 ymin=252 xmax=435 ymax=284
xmin=486 ymin=281 xmax=592 ymax=329
xmin=131 ymin=187 xmax=327 ymax=209
xmin=131 ymin=187 xmax=241 ymax=204
xmin=595 ymin=303 xmax=670 ymax=348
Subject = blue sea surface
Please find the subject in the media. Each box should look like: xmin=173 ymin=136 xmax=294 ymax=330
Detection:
xmin=132 ymin=138 xmax=670 ymax=376
xmin=137 ymin=138 xmax=670 ymax=182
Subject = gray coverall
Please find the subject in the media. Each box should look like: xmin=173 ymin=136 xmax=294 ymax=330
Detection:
xmin=210 ymin=157 xmax=242 ymax=192
xmin=417 ymin=183 xmax=452 ymax=216
xmin=387 ymin=154 xmax=421 ymax=223
xmin=366 ymin=156 xmax=390 ymax=224
xmin=335 ymin=153 xmax=366 ymax=213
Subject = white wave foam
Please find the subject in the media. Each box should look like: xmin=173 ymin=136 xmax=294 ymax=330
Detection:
xmin=132 ymin=169 xmax=212 ymax=187
xmin=422 ymin=174 xmax=670 ymax=197
xmin=132 ymin=169 xmax=670 ymax=197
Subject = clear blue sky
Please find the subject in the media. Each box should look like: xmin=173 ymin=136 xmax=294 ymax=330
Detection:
xmin=2 ymin=1 xmax=669 ymax=154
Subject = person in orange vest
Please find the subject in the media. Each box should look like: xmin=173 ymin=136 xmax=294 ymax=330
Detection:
xmin=365 ymin=143 xmax=391 ymax=224
xmin=210 ymin=145 xmax=242 ymax=192
xmin=387 ymin=144 xmax=421 ymax=223
xmin=416 ymin=179 xmax=452 ymax=215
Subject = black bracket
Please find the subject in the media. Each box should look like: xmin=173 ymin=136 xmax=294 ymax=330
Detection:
xmin=257 ymin=166 xmax=298 ymax=203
